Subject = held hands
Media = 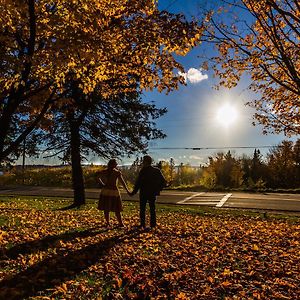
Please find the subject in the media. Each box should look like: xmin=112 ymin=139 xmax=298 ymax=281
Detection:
xmin=123 ymin=183 xmax=134 ymax=196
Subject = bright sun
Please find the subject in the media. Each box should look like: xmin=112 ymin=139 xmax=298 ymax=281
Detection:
xmin=215 ymin=104 xmax=238 ymax=127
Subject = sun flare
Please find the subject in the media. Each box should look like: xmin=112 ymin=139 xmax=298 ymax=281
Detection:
xmin=215 ymin=104 xmax=238 ymax=127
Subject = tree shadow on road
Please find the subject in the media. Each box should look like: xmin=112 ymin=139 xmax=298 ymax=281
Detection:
xmin=0 ymin=228 xmax=141 ymax=299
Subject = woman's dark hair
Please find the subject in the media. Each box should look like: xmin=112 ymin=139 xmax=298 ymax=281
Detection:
xmin=107 ymin=159 xmax=117 ymax=169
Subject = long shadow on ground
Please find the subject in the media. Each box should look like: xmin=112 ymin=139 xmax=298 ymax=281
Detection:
xmin=0 ymin=227 xmax=107 ymax=260
xmin=0 ymin=228 xmax=141 ymax=299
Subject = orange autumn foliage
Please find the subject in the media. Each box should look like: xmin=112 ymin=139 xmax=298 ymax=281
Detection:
xmin=0 ymin=0 xmax=202 ymax=160
xmin=202 ymin=0 xmax=300 ymax=136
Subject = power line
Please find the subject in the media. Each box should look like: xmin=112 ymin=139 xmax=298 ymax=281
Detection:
xmin=150 ymin=145 xmax=275 ymax=150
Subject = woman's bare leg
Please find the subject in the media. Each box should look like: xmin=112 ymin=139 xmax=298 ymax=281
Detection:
xmin=104 ymin=210 xmax=110 ymax=226
xmin=115 ymin=211 xmax=124 ymax=227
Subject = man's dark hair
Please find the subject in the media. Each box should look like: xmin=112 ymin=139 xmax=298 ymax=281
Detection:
xmin=143 ymin=155 xmax=152 ymax=165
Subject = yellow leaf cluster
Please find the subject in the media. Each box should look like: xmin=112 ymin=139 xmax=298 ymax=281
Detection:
xmin=1 ymin=0 xmax=202 ymax=103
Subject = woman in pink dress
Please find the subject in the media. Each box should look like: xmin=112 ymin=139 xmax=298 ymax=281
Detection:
xmin=98 ymin=159 xmax=130 ymax=227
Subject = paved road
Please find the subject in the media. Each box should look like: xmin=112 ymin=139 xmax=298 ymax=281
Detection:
xmin=0 ymin=186 xmax=299 ymax=212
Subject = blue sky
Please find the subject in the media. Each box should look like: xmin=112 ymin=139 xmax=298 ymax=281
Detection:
xmin=139 ymin=0 xmax=297 ymax=166
xmin=24 ymin=0 xmax=297 ymax=166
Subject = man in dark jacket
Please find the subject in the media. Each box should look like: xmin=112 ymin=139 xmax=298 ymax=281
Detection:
xmin=130 ymin=155 xmax=166 ymax=228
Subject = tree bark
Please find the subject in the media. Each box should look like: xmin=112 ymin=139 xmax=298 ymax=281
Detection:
xmin=69 ymin=117 xmax=85 ymax=206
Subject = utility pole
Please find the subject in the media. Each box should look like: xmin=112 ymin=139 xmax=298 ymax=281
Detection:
xmin=22 ymin=138 xmax=26 ymax=184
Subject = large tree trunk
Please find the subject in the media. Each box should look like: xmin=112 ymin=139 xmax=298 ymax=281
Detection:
xmin=69 ymin=117 xmax=85 ymax=207
xmin=0 ymin=108 xmax=13 ymax=163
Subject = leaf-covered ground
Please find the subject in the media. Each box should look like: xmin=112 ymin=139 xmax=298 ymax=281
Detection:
xmin=0 ymin=196 xmax=299 ymax=299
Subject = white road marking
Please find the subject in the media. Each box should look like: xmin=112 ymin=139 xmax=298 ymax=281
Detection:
xmin=216 ymin=193 xmax=232 ymax=207
xmin=177 ymin=192 xmax=205 ymax=204
xmin=182 ymin=201 xmax=219 ymax=205
xmin=162 ymin=192 xmax=195 ymax=196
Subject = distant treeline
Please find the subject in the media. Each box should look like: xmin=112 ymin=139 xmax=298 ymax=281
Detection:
xmin=155 ymin=139 xmax=299 ymax=191
xmin=0 ymin=140 xmax=299 ymax=192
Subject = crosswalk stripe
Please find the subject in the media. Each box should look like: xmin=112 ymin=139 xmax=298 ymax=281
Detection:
xmin=177 ymin=192 xmax=205 ymax=204
xmin=216 ymin=193 xmax=232 ymax=207
xmin=181 ymin=201 xmax=219 ymax=205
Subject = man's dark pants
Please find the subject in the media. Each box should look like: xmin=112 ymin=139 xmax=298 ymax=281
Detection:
xmin=139 ymin=194 xmax=156 ymax=228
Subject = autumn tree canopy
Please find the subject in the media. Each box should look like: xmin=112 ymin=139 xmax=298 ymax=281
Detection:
xmin=0 ymin=0 xmax=202 ymax=163
xmin=201 ymin=0 xmax=300 ymax=135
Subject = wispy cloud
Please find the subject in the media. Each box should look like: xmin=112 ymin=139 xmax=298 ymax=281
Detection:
xmin=179 ymin=68 xmax=208 ymax=84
